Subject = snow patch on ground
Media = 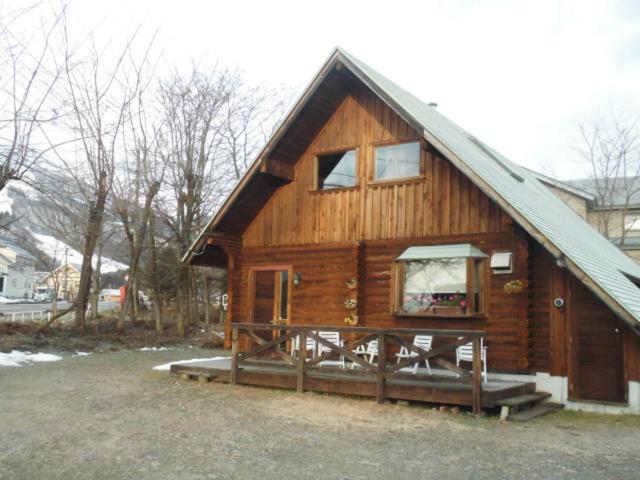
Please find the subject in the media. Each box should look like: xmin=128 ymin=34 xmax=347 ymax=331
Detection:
xmin=138 ymin=347 xmax=171 ymax=351
xmin=152 ymin=357 xmax=227 ymax=371
xmin=32 ymin=232 xmax=128 ymax=273
xmin=0 ymin=296 xmax=20 ymax=303
xmin=0 ymin=350 xmax=63 ymax=367
xmin=72 ymin=352 xmax=92 ymax=357
xmin=0 ymin=297 xmax=35 ymax=303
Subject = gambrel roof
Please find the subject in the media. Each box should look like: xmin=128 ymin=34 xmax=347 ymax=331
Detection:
xmin=186 ymin=47 xmax=640 ymax=332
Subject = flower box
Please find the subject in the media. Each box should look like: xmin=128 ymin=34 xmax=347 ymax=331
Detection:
xmin=423 ymin=306 xmax=465 ymax=316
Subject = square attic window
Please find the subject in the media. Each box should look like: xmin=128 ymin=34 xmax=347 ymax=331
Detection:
xmin=374 ymin=141 xmax=420 ymax=181
xmin=317 ymin=149 xmax=357 ymax=190
xmin=624 ymin=214 xmax=640 ymax=233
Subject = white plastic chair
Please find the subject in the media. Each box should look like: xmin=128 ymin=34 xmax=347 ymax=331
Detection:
xmin=317 ymin=331 xmax=345 ymax=368
xmin=396 ymin=335 xmax=433 ymax=374
xmin=351 ymin=339 xmax=378 ymax=368
xmin=456 ymin=338 xmax=487 ymax=383
xmin=353 ymin=339 xmax=378 ymax=366
xmin=291 ymin=333 xmax=316 ymax=358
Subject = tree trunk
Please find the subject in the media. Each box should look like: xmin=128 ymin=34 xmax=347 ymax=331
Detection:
xmin=51 ymin=284 xmax=58 ymax=317
xmin=76 ymin=189 xmax=108 ymax=330
xmin=190 ymin=267 xmax=199 ymax=325
xmin=148 ymin=212 xmax=164 ymax=334
xmin=90 ymin=242 xmax=102 ymax=320
xmin=202 ymin=271 xmax=210 ymax=326
xmin=153 ymin=295 xmax=163 ymax=334
xmin=132 ymin=275 xmax=139 ymax=320
xmin=176 ymin=267 xmax=186 ymax=336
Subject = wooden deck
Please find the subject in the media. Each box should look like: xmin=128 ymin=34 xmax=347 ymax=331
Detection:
xmin=170 ymin=357 xmax=536 ymax=409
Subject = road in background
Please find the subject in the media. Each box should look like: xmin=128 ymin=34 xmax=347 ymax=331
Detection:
xmin=0 ymin=301 xmax=118 ymax=317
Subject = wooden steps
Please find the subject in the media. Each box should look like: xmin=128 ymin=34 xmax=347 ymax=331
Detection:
xmin=178 ymin=370 xmax=213 ymax=384
xmin=497 ymin=391 xmax=563 ymax=421
xmin=507 ymin=402 xmax=564 ymax=422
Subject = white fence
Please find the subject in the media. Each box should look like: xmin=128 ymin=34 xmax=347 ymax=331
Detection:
xmin=1 ymin=311 xmax=52 ymax=323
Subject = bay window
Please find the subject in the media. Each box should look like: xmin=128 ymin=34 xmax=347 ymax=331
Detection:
xmin=394 ymin=244 xmax=487 ymax=317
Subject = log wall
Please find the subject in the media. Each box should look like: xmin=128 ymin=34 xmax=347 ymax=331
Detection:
xmin=229 ymin=230 xmax=546 ymax=372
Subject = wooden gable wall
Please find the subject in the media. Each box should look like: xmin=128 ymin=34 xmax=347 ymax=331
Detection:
xmin=243 ymin=84 xmax=511 ymax=247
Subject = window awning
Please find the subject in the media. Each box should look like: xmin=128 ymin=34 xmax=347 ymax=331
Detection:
xmin=397 ymin=244 xmax=488 ymax=261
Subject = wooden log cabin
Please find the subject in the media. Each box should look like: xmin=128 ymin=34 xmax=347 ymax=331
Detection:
xmin=184 ymin=47 xmax=640 ymax=415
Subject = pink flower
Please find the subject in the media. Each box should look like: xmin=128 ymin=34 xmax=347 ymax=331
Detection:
xmin=460 ymin=300 xmax=467 ymax=307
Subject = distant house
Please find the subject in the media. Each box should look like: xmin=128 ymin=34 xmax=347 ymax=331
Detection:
xmin=532 ymin=172 xmax=640 ymax=262
xmin=38 ymin=263 xmax=81 ymax=301
xmin=183 ymin=47 xmax=640 ymax=415
xmin=99 ymin=289 xmax=121 ymax=302
xmin=0 ymin=238 xmax=37 ymax=299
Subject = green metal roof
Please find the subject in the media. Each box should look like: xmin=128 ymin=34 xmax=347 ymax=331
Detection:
xmin=335 ymin=46 xmax=640 ymax=330
xmin=397 ymin=244 xmax=488 ymax=261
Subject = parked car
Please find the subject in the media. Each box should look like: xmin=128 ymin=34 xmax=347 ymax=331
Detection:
xmin=34 ymin=287 xmax=56 ymax=302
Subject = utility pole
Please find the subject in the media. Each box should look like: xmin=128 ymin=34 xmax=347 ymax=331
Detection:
xmin=63 ymin=247 xmax=68 ymax=301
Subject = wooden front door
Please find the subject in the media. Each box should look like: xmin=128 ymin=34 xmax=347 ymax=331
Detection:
xmin=249 ymin=267 xmax=292 ymax=340
xmin=568 ymin=278 xmax=626 ymax=403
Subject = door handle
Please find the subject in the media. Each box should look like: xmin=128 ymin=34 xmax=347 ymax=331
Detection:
xmin=614 ymin=328 xmax=620 ymax=333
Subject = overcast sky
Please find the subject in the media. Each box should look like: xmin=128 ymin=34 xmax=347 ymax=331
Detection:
xmin=56 ymin=0 xmax=640 ymax=178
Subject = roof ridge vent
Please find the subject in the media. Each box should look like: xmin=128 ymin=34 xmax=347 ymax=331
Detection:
xmin=468 ymin=136 xmax=524 ymax=182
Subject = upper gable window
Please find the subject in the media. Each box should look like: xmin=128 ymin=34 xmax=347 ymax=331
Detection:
xmin=317 ymin=149 xmax=357 ymax=190
xmin=374 ymin=141 xmax=420 ymax=181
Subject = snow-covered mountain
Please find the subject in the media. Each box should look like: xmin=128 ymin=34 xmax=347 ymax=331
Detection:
xmin=0 ymin=180 xmax=130 ymax=273
xmin=32 ymin=232 xmax=128 ymax=273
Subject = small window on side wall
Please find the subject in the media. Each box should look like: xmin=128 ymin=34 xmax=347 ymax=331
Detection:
xmin=625 ymin=214 xmax=640 ymax=235
xmin=374 ymin=141 xmax=421 ymax=181
xmin=394 ymin=244 xmax=487 ymax=317
xmin=317 ymin=149 xmax=357 ymax=190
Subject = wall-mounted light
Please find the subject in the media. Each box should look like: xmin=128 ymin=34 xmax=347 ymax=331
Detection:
xmin=293 ymin=273 xmax=302 ymax=286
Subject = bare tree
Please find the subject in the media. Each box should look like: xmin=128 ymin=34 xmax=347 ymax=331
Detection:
xmin=144 ymin=209 xmax=164 ymax=333
xmin=0 ymin=3 xmax=65 ymax=192
xmin=221 ymin=82 xmax=290 ymax=180
xmin=113 ymin=81 xmax=165 ymax=330
xmin=60 ymin=23 xmax=148 ymax=329
xmin=574 ymin=112 xmax=640 ymax=243
xmin=157 ymin=65 xmax=235 ymax=335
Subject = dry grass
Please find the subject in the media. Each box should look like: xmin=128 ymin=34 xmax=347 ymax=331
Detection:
xmin=0 ymin=318 xmax=222 ymax=353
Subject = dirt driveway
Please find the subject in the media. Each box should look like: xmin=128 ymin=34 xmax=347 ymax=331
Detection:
xmin=1 ymin=348 xmax=639 ymax=480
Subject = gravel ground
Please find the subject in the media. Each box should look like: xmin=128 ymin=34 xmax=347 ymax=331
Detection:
xmin=1 ymin=348 xmax=639 ymax=480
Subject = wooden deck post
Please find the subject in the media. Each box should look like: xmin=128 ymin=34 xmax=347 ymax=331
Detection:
xmin=377 ymin=333 xmax=386 ymax=404
xmin=230 ymin=326 xmax=239 ymax=385
xmin=472 ymin=336 xmax=482 ymax=415
xmin=297 ymin=332 xmax=306 ymax=393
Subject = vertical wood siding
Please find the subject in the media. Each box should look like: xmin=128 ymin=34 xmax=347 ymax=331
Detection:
xmin=243 ymin=86 xmax=510 ymax=248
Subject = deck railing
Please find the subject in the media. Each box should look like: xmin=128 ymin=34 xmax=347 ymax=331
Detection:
xmin=230 ymin=324 xmax=486 ymax=414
